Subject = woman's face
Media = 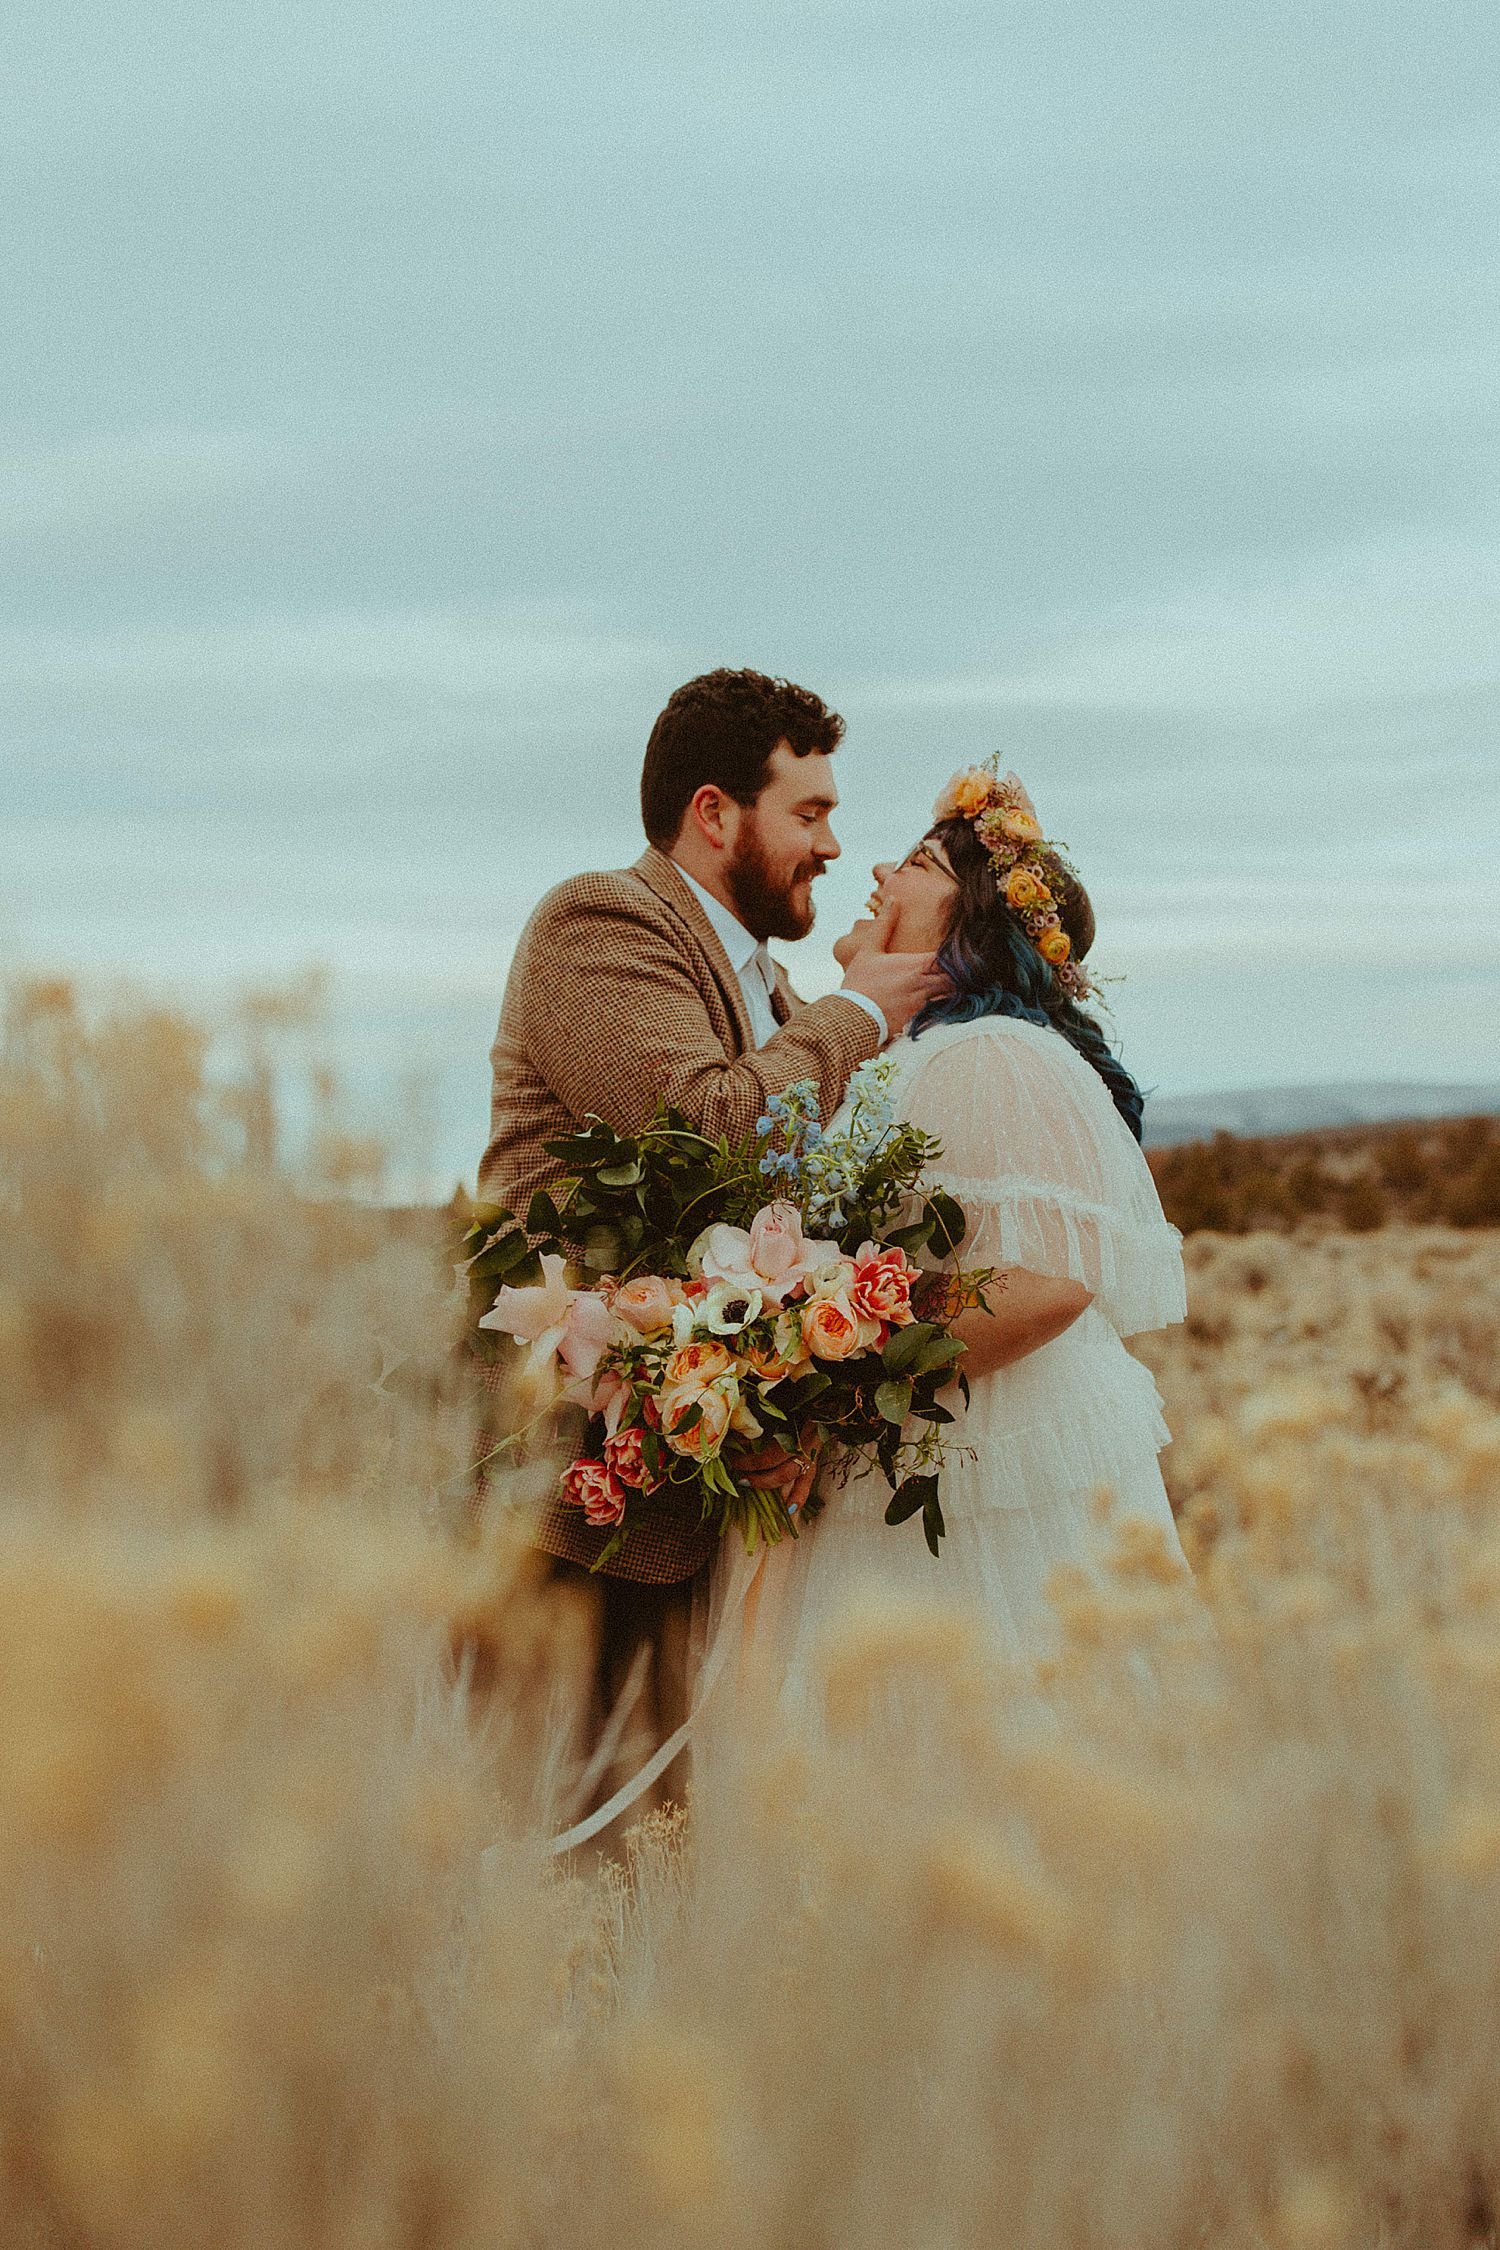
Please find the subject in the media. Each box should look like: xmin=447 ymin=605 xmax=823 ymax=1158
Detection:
xmin=832 ymin=833 xmax=960 ymax=966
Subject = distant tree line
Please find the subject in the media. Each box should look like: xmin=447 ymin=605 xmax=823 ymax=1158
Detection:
xmin=1146 ymin=1113 xmax=1500 ymax=1235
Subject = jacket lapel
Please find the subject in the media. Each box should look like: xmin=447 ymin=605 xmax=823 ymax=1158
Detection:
xmin=632 ymin=848 xmax=755 ymax=1055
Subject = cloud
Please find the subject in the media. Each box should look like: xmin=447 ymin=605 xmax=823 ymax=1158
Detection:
xmin=848 ymin=534 xmax=1500 ymax=718
xmin=2 ymin=0 xmax=1497 ymax=1124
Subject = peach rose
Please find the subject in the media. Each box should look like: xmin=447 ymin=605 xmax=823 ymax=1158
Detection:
xmin=663 ymin=1338 xmax=733 ymax=1390
xmin=1038 ymin=928 xmax=1072 ymax=966
xmin=612 ymin=1275 xmax=679 ymax=1335
xmin=998 ymin=805 xmax=1043 ymax=843
xmin=740 ymin=1332 xmax=789 ymax=1381
xmin=740 ymin=1308 xmax=813 ymax=1385
xmin=690 ymin=1204 xmax=827 ymax=1308
xmin=849 ymin=1242 xmax=918 ymax=1328
xmin=745 ymin=1201 xmax=827 ymax=1304
xmin=559 ymin=1458 xmax=628 ymax=1527
xmin=802 ymin=1294 xmax=873 ymax=1361
xmin=662 ymin=1377 xmax=735 ymax=1461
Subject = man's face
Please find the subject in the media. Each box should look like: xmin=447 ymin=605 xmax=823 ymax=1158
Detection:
xmin=723 ymin=742 xmax=841 ymax=942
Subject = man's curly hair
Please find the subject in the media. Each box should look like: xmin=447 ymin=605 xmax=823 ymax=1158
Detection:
xmin=640 ymin=668 xmax=845 ymax=848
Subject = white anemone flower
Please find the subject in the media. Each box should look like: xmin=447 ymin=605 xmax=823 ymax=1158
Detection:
xmin=702 ymin=1279 xmax=764 ymax=1335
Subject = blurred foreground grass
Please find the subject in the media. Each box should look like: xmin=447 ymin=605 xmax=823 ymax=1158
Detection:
xmin=5 ymin=976 xmax=1500 ymax=2250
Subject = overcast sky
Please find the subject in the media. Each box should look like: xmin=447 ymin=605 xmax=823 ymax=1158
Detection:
xmin=4 ymin=0 xmax=1497 ymax=1189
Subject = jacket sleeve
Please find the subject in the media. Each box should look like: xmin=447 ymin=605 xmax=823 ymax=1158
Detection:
xmin=515 ymin=883 xmax=881 ymax=1141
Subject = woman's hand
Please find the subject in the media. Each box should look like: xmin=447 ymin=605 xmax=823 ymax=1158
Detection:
xmin=736 ymin=1430 xmax=821 ymax=1517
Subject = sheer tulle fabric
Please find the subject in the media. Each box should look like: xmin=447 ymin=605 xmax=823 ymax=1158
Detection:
xmin=895 ymin=1015 xmax=1187 ymax=1342
xmin=691 ymin=1456 xmax=1186 ymax=1774
xmin=691 ymin=1013 xmax=1193 ymax=1762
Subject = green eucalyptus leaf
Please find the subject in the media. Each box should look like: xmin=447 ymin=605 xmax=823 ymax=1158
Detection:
xmin=914 ymin=1335 xmax=965 ymax=1376
xmin=881 ymin=1321 xmax=936 ymax=1376
xmin=875 ymin=1377 xmax=913 ymax=1425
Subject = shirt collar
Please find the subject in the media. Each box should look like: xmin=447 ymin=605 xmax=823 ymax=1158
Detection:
xmin=672 ymin=863 xmax=761 ymax=974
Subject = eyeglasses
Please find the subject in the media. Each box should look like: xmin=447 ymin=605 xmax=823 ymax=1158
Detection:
xmin=898 ymin=842 xmax=958 ymax=882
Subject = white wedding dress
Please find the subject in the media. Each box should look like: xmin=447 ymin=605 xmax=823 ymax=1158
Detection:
xmin=690 ymin=1012 xmax=1192 ymax=1756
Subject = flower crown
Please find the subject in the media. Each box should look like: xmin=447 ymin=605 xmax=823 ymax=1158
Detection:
xmin=932 ymin=759 xmax=1095 ymax=1002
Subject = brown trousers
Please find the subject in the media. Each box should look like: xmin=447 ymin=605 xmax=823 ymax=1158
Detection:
xmin=543 ymin=1554 xmax=700 ymax=1853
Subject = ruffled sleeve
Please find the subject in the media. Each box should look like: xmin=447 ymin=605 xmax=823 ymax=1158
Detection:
xmin=895 ymin=1017 xmax=1187 ymax=1338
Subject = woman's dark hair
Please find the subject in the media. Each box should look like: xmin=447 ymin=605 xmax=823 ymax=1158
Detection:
xmin=911 ymin=816 xmax=1146 ymax=1141
xmin=640 ymin=669 xmax=845 ymax=848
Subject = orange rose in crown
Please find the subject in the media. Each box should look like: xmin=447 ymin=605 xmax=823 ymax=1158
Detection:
xmin=1005 ymin=864 xmax=1049 ymax=913
xmin=934 ymin=765 xmax=995 ymax=822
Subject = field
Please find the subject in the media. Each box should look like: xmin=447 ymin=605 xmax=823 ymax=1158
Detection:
xmin=5 ymin=978 xmax=1500 ymax=2250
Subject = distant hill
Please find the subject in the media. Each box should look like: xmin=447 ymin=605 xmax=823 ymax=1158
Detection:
xmin=1143 ymin=1083 xmax=1500 ymax=1149
xmin=1146 ymin=1110 xmax=1500 ymax=1233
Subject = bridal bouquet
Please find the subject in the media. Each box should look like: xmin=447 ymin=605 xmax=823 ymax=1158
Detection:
xmin=459 ymin=1063 xmax=993 ymax=1562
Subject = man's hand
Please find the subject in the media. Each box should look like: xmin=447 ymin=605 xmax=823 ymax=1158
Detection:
xmin=838 ymin=915 xmax=950 ymax=1038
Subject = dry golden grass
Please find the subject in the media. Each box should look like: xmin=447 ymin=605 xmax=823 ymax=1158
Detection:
xmin=5 ymin=974 xmax=1500 ymax=2250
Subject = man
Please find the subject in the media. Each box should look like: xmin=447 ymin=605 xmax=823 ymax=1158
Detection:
xmin=476 ymin=668 xmax=946 ymax=1817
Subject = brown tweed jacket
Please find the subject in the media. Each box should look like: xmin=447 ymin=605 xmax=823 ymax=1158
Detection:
xmin=476 ymin=846 xmax=882 ymax=1584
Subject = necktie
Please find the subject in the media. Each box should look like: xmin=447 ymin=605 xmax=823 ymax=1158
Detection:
xmin=753 ymin=944 xmax=789 ymax=1026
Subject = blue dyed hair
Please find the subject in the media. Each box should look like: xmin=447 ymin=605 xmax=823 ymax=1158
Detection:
xmin=910 ymin=817 xmax=1145 ymax=1142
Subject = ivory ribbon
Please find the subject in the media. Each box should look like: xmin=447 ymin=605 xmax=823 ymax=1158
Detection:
xmin=480 ymin=1544 xmax=765 ymax=1870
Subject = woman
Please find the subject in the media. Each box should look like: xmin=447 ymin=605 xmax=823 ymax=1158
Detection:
xmin=695 ymin=766 xmax=1191 ymax=1730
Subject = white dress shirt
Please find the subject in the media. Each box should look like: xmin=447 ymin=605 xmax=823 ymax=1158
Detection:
xmin=674 ymin=865 xmax=887 ymax=1050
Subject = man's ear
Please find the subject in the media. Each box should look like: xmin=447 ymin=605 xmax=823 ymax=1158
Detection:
xmin=686 ymin=784 xmax=733 ymax=853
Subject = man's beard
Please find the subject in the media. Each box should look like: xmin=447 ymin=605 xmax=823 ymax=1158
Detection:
xmin=725 ymin=821 xmax=821 ymax=942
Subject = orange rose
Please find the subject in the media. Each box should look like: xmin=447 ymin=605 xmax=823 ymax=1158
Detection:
xmin=998 ymin=806 xmax=1043 ymax=843
xmin=802 ymin=1295 xmax=870 ymax=1361
xmin=1038 ymin=928 xmax=1072 ymax=966
xmin=1005 ymin=865 xmax=1046 ymax=912
xmin=934 ymin=766 xmax=992 ymax=822
xmin=741 ymin=1331 xmax=795 ymax=1382
xmin=662 ymin=1378 xmax=735 ymax=1461
xmin=663 ymin=1339 xmax=733 ymax=1389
